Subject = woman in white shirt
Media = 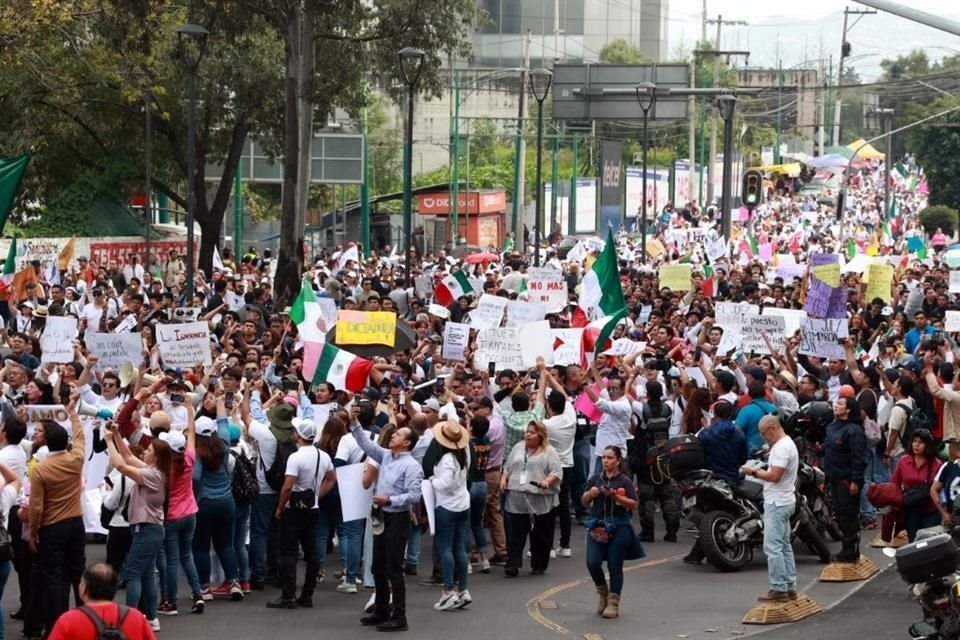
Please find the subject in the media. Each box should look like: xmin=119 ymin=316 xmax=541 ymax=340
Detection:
xmin=429 ymin=420 xmax=472 ymax=612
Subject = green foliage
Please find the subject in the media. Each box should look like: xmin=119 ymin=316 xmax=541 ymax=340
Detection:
xmin=909 ymin=98 xmax=960 ymax=211
xmin=919 ymin=205 xmax=959 ymax=236
xmin=598 ymin=39 xmax=649 ymax=65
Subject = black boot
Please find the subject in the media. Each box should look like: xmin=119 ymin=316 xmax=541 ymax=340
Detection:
xmin=376 ymin=610 xmax=408 ymax=632
xmin=361 ymin=609 xmax=391 ymax=626
xmin=683 ymin=542 xmax=705 ymax=565
xmin=639 ymin=529 xmax=655 ymax=543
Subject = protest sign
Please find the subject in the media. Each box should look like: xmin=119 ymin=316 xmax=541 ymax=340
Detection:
xmin=113 ymin=314 xmax=138 ymax=334
xmin=525 ymin=267 xmax=567 ymax=313
xmin=336 ymin=311 xmax=396 ymax=346
xmin=25 ymin=404 xmax=70 ymax=429
xmin=573 ymin=383 xmax=604 ymax=423
xmin=775 ymin=254 xmax=805 ymax=280
xmin=716 ymin=330 xmax=743 ymax=355
xmin=86 ymin=332 xmax=143 ymax=372
xmin=659 ymin=264 xmax=692 ymax=291
xmin=762 ymin=307 xmax=807 ymax=337
xmin=946 ymin=310 xmax=960 ymax=333
xmin=865 ymin=263 xmax=895 ymax=302
xmin=715 ymin=301 xmax=759 ymax=333
xmin=705 ymin=236 xmax=727 ymax=263
xmin=473 ymin=328 xmax=524 ymax=372
xmin=156 ymin=321 xmax=212 ymax=368
xmin=645 ymin=238 xmax=666 ymax=258
xmin=414 ymin=276 xmax=433 ymax=297
xmin=317 ymin=298 xmax=338 ymax=330
xmin=951 ymin=271 xmax=960 ymax=294
xmin=441 ymin=322 xmax=470 ymax=361
xmin=799 ymin=317 xmax=848 ymax=360
xmin=811 ymin=261 xmax=841 ymax=287
xmin=520 ymin=321 xmax=554 ymax=368
xmin=470 ymin=294 xmax=507 ymax=331
xmin=740 ymin=315 xmax=786 ymax=355
xmin=550 ymin=329 xmax=583 ymax=366
xmin=603 ymin=339 xmax=647 ymax=357
xmin=337 ymin=463 xmax=374 ymax=522
xmin=805 ymin=253 xmax=847 ymax=319
xmin=422 ymin=480 xmax=437 ymax=535
xmin=506 ymin=300 xmax=546 ymax=327
xmin=40 ymin=317 xmax=77 ymax=364
xmin=427 ymin=303 xmax=450 ymax=319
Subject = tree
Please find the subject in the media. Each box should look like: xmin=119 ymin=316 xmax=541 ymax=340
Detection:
xmin=880 ymin=50 xmax=930 ymax=80
xmin=599 ymin=39 xmax=649 ymax=65
xmin=909 ymin=97 xmax=960 ymax=211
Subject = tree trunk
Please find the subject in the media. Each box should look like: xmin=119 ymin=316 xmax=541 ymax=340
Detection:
xmin=196 ymin=120 xmax=249 ymax=278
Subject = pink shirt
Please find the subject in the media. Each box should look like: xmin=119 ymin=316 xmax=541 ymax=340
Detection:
xmin=166 ymin=449 xmax=198 ymax=521
xmin=933 ymin=232 xmax=947 ymax=246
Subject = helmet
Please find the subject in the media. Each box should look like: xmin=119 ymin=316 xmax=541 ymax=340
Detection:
xmin=787 ymin=401 xmax=834 ymax=444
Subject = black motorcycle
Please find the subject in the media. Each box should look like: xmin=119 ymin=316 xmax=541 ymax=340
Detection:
xmin=886 ymin=526 xmax=960 ymax=639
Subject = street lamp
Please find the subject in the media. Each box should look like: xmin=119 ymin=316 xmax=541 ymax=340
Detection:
xmin=635 ymin=82 xmax=657 ymax=263
xmin=399 ymin=47 xmax=425 ymax=285
xmin=529 ymin=68 xmax=552 ymax=267
xmin=177 ymin=23 xmax=209 ymax=301
xmin=716 ymin=94 xmax=737 ymax=241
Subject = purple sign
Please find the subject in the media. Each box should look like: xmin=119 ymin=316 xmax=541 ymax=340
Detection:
xmin=804 ymin=253 xmax=845 ymax=318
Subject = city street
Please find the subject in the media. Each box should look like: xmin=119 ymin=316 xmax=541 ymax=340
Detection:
xmin=22 ymin=527 xmax=915 ymax=640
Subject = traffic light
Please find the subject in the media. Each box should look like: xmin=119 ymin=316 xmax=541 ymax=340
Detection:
xmin=742 ymin=170 xmax=762 ymax=212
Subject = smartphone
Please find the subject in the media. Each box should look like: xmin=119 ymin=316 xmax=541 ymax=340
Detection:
xmin=435 ymin=377 xmax=445 ymax=393
xmin=693 ymin=346 xmax=702 ymax=361
xmin=209 ymin=375 xmax=220 ymax=387
xmin=170 ymin=393 xmax=185 ymax=404
xmin=488 ymin=361 xmax=495 ymax=377
xmin=399 ymin=391 xmax=406 ymax=406
xmin=225 ymin=391 xmax=235 ymax=410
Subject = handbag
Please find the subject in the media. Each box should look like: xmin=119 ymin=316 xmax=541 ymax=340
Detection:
xmin=288 ymin=450 xmax=321 ymax=510
xmin=901 ymin=462 xmax=934 ymax=509
xmin=99 ymin=475 xmax=128 ymax=529
xmin=867 ymin=481 xmax=903 ymax=509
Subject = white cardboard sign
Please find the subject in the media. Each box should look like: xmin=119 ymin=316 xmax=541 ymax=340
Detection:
xmin=156 ymin=321 xmax=212 ymax=369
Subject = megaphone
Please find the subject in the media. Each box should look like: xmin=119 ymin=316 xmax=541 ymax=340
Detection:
xmin=77 ymin=400 xmax=114 ymax=420
xmin=142 ymin=374 xmax=161 ymax=386
xmin=119 ymin=362 xmax=137 ymax=388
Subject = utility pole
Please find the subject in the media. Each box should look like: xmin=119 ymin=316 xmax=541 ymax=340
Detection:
xmin=818 ymin=84 xmax=826 ymax=156
xmin=775 ymin=59 xmax=782 ymax=163
xmin=554 ymin=0 xmax=560 ymax=64
xmin=688 ymin=54 xmax=697 ymax=205
xmin=706 ymin=14 xmax=747 ymax=205
xmin=511 ymin=31 xmax=531 ymax=253
xmin=834 ymin=6 xmax=875 ymax=145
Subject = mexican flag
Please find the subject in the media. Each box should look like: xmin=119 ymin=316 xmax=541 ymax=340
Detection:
xmin=0 ymin=238 xmax=15 ymax=292
xmin=311 ymin=343 xmax=374 ymax=392
xmin=579 ymin=229 xmax=627 ymax=355
xmin=700 ymin=265 xmax=716 ymax=298
xmin=0 ymin=156 xmax=29 ymax=235
xmin=434 ymin=271 xmax=473 ymax=306
xmin=289 ymin=278 xmax=326 ymax=381
xmin=738 ymin=232 xmax=759 ymax=259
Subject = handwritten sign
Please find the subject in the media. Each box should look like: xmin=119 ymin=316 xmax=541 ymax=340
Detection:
xmin=86 ymin=332 xmax=143 ymax=372
xmin=470 ymin=294 xmax=507 ymax=331
xmin=946 ymin=310 xmax=960 ymax=333
xmin=659 ymin=264 xmax=692 ymax=291
xmin=427 ymin=303 xmax=450 ymax=319
xmin=506 ymin=300 xmax=546 ymax=327
xmin=799 ymin=317 xmax=848 ymax=360
xmin=550 ymin=329 xmax=583 ymax=367
xmin=705 ymin=236 xmax=727 ymax=263
xmin=811 ymin=263 xmax=841 ymax=287
xmin=156 ymin=321 xmax=212 ymax=369
xmin=473 ymin=328 xmax=524 ymax=372
xmin=336 ymin=311 xmax=397 ymax=346
xmin=526 ymin=267 xmax=567 ymax=313
xmin=602 ymin=339 xmax=647 ymax=357
xmin=113 ymin=314 xmax=138 ymax=334
xmin=740 ymin=315 xmax=786 ymax=355
xmin=716 ymin=302 xmax=759 ymax=333
xmin=762 ymin=307 xmax=807 ymax=337
xmin=441 ymin=322 xmax=470 ymax=361
xmin=776 ymin=254 xmax=805 ymax=280
xmin=645 ymin=238 xmax=666 ymax=258
xmin=40 ymin=317 xmax=77 ymax=364
xmin=950 ymin=271 xmax=960 ymax=294
xmin=520 ymin=321 xmax=553 ymax=368
xmin=865 ymin=263 xmax=895 ymax=302
xmin=414 ymin=276 xmax=433 ymax=297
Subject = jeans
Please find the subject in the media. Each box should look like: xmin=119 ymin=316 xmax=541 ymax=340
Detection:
xmin=194 ymin=496 xmax=239 ymax=585
xmin=405 ymin=521 xmax=422 ymax=567
xmin=316 ymin=503 xmax=342 ymax=568
xmin=339 ymin=518 xmax=364 ymax=584
xmin=585 ymin=524 xmax=633 ymax=594
xmin=233 ymin=503 xmax=251 ymax=581
xmin=124 ymin=523 xmax=165 ymax=621
xmin=506 ymin=510 xmax=555 ymax=572
xmin=362 ymin=518 xmax=375 ymax=588
xmin=762 ymin=503 xmax=797 ymax=593
xmin=164 ymin=514 xmax=202 ymax=604
xmin=469 ymin=481 xmax=488 ymax=551
xmin=905 ymin=509 xmax=942 ymax=542
xmin=38 ymin=517 xmax=86 ymax=632
xmin=278 ymin=508 xmax=319 ymax=601
xmin=557 ymin=468 xmax=573 ymax=548
xmin=372 ymin=512 xmax=411 ymax=616
xmin=0 ymin=558 xmax=11 ymax=640
xmin=572 ymin=439 xmax=591 ymax=517
xmin=436 ymin=507 xmax=469 ymax=591
xmin=250 ymin=493 xmax=279 ymax=584
xmin=860 ymin=448 xmax=889 ymax=519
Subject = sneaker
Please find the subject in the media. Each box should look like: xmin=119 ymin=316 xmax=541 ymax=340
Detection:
xmin=550 ymin=549 xmax=556 ymax=559
xmin=200 ymin=588 xmax=214 ymax=601
xmin=265 ymin=598 xmax=298 ymax=609
xmin=336 ymin=582 xmax=358 ymax=594
xmin=210 ymin=581 xmax=233 ymax=598
xmin=467 ymin=564 xmax=473 ymax=575
xmin=229 ymin=580 xmax=244 ymax=601
xmin=455 ymin=590 xmax=472 ymax=609
xmin=334 ymin=569 xmax=345 ymax=580
xmin=557 ymin=547 xmax=572 ymax=558
xmin=364 ymin=592 xmax=376 ymax=613
xmin=148 ymin=618 xmax=160 ymax=632
xmin=434 ymin=591 xmax=460 ymax=611
xmin=480 ymin=558 xmax=491 ymax=573
xmin=191 ymin=595 xmax=205 ymax=614
xmin=157 ymin=601 xmax=178 ymax=616
xmin=316 ymin=570 xmax=325 ymax=584
xmin=240 ymin=581 xmax=252 ymax=594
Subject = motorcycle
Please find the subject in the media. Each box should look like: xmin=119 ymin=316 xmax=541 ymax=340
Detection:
xmin=797 ymin=460 xmax=844 ymax=543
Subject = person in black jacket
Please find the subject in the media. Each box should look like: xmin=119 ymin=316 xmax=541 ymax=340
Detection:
xmin=822 ymin=396 xmax=868 ymax=563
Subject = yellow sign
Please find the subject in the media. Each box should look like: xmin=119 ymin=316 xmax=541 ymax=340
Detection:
xmin=811 ymin=263 xmax=841 ymax=287
xmin=646 ymin=238 xmax=667 ymax=258
xmin=865 ymin=263 xmax=895 ymax=302
xmin=336 ymin=311 xmax=397 ymax=347
xmin=659 ymin=264 xmax=692 ymax=291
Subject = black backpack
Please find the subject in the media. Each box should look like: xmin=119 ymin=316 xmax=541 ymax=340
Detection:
xmin=262 ymin=427 xmax=298 ymax=492
xmin=641 ymin=402 xmax=673 ymax=449
xmin=230 ymin=450 xmax=259 ymax=505
xmin=78 ymin=604 xmax=130 ymax=640
xmin=895 ymin=402 xmax=934 ymax=450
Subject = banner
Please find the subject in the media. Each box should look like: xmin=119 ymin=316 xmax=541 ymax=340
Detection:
xmin=599 ymin=140 xmax=624 ymax=233
xmin=86 ymin=332 xmax=143 ymax=372
xmin=156 ymin=321 xmax=212 ymax=368
xmin=550 ymin=329 xmax=583 ymax=366
xmin=470 ymin=294 xmax=507 ymax=331
xmin=799 ymin=317 xmax=849 ymax=360
xmin=441 ymin=322 xmax=470 ymax=361
xmin=40 ymin=317 xmax=77 ymax=364
xmin=659 ymin=264 xmax=692 ymax=291
xmin=335 ymin=311 xmax=396 ymax=346
xmin=506 ymin=300 xmax=546 ymax=327
xmin=525 ymin=267 xmax=567 ymax=313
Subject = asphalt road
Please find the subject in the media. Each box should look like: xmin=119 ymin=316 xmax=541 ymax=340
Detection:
xmin=0 ymin=526 xmax=921 ymax=640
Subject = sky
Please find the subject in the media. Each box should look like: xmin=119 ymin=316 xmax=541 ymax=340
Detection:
xmin=666 ymin=0 xmax=960 ymax=80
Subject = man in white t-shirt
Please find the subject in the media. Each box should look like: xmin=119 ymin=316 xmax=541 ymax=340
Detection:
xmin=543 ymin=390 xmax=576 ymax=556
xmin=270 ymin=418 xmax=335 ymax=609
xmin=741 ymin=415 xmax=798 ymax=603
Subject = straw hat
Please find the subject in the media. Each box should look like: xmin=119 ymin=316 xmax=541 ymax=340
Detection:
xmin=432 ymin=420 xmax=469 ymax=450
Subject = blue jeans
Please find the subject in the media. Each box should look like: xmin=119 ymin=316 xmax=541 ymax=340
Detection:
xmin=316 ymin=503 xmax=342 ymax=567
xmin=469 ymin=481 xmax=488 ymax=551
xmin=585 ymin=524 xmax=633 ymax=594
xmin=572 ymin=439 xmax=591 ymax=517
xmin=405 ymin=521 xmax=422 ymax=566
xmin=250 ymin=493 xmax=279 ymax=583
xmin=763 ymin=503 xmax=797 ymax=593
xmin=125 ymin=523 xmax=165 ymax=620
xmin=164 ymin=515 xmax=202 ymax=605
xmin=436 ymin=507 xmax=469 ymax=591
xmin=0 ymin=558 xmax=11 ymax=640
xmin=362 ymin=518 xmax=375 ymax=587
xmin=905 ymin=509 xmax=942 ymax=542
xmin=234 ymin=503 xmax=251 ymax=581
xmin=194 ymin=496 xmax=239 ymax=584
xmin=339 ymin=518 xmax=364 ymax=584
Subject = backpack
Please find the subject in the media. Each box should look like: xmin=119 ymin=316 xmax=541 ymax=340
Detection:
xmin=895 ymin=402 xmax=934 ymax=450
xmin=78 ymin=604 xmax=130 ymax=640
xmin=641 ymin=403 xmax=672 ymax=449
xmin=230 ymin=450 xmax=259 ymax=505
xmin=857 ymin=389 xmax=882 ymax=447
xmin=262 ymin=427 xmax=298 ymax=492
xmin=99 ymin=475 xmax=130 ymax=531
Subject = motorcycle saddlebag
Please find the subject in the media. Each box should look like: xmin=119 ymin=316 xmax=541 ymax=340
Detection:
xmin=895 ymin=533 xmax=960 ymax=584
xmin=664 ymin=435 xmax=705 ymax=477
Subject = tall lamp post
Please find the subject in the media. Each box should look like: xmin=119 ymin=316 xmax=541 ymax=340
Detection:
xmin=529 ymin=68 xmax=552 ymax=267
xmin=635 ymin=82 xmax=657 ymax=263
xmin=177 ymin=23 xmax=209 ymax=301
xmin=399 ymin=47 xmax=425 ymax=285
xmin=144 ymin=88 xmax=152 ymax=271
xmin=716 ymin=94 xmax=737 ymax=241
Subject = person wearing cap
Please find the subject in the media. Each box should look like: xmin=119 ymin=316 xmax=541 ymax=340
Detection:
xmin=428 ymin=420 xmax=472 ymax=611
xmin=11 ymin=301 xmax=33 ymax=334
xmin=268 ymin=417 xmax=335 ymax=609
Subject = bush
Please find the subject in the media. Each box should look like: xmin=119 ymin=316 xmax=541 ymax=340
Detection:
xmin=919 ymin=205 xmax=959 ymax=237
